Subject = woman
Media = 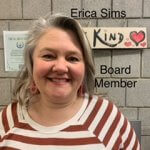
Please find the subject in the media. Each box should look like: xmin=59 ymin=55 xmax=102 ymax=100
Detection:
xmin=0 ymin=14 xmax=140 ymax=149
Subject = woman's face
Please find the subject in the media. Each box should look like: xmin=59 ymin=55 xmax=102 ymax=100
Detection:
xmin=32 ymin=27 xmax=85 ymax=102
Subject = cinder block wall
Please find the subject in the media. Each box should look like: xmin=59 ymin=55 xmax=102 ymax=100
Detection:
xmin=0 ymin=0 xmax=150 ymax=149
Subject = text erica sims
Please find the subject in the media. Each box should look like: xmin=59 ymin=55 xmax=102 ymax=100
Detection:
xmin=71 ymin=8 xmax=126 ymax=19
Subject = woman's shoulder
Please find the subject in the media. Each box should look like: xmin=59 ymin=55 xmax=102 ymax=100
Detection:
xmin=0 ymin=101 xmax=19 ymax=115
xmin=84 ymin=94 xmax=122 ymax=123
xmin=86 ymin=94 xmax=128 ymax=131
xmin=86 ymin=95 xmax=140 ymax=149
xmin=90 ymin=94 xmax=126 ymax=121
xmin=0 ymin=102 xmax=19 ymax=135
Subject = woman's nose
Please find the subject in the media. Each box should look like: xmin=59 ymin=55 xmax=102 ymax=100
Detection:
xmin=52 ymin=58 xmax=68 ymax=73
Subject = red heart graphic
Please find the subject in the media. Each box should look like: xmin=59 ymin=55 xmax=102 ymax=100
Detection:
xmin=140 ymin=42 xmax=146 ymax=47
xmin=130 ymin=31 xmax=145 ymax=46
xmin=124 ymin=41 xmax=132 ymax=47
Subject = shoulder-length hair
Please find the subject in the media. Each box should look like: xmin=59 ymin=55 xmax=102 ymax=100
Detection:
xmin=12 ymin=13 xmax=95 ymax=105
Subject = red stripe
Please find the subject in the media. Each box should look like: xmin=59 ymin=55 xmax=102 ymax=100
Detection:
xmin=124 ymin=128 xmax=134 ymax=148
xmin=2 ymin=133 xmax=101 ymax=146
xmin=113 ymin=135 xmax=122 ymax=149
xmin=0 ymin=147 xmax=20 ymax=150
xmin=15 ymin=122 xmax=36 ymax=131
xmin=62 ymin=125 xmax=87 ymax=131
xmin=11 ymin=102 xmax=19 ymax=124
xmin=103 ymin=110 xmax=121 ymax=146
xmin=2 ymin=106 xmax=10 ymax=133
xmin=120 ymin=118 xmax=128 ymax=136
xmin=84 ymin=97 xmax=103 ymax=127
xmin=94 ymin=102 xmax=113 ymax=136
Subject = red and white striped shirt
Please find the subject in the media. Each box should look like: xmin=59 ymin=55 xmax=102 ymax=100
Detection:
xmin=0 ymin=94 xmax=140 ymax=149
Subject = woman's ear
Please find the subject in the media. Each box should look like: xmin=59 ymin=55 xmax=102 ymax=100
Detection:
xmin=30 ymin=81 xmax=39 ymax=95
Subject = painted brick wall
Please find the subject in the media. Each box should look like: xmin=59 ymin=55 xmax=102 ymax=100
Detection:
xmin=0 ymin=0 xmax=150 ymax=149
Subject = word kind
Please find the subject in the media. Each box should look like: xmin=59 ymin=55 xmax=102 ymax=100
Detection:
xmin=93 ymin=29 xmax=124 ymax=48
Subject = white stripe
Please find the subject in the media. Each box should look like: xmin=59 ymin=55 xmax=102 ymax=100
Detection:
xmin=126 ymin=129 xmax=136 ymax=150
xmin=0 ymin=140 xmax=107 ymax=150
xmin=6 ymin=104 xmax=14 ymax=129
xmin=106 ymin=113 xmax=124 ymax=149
xmin=122 ymin=120 xmax=131 ymax=143
xmin=0 ymin=110 xmax=5 ymax=137
xmin=99 ymin=104 xmax=118 ymax=140
xmin=88 ymin=99 xmax=109 ymax=132
xmin=137 ymin=141 xmax=140 ymax=150
xmin=17 ymin=102 xmax=27 ymax=123
xmin=79 ymin=95 xmax=98 ymax=124
xmin=7 ymin=127 xmax=95 ymax=138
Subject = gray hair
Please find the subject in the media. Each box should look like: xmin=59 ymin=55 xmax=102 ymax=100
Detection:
xmin=12 ymin=13 xmax=95 ymax=104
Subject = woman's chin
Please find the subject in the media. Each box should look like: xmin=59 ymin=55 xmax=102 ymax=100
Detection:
xmin=50 ymin=90 xmax=72 ymax=99
xmin=44 ymin=87 xmax=77 ymax=102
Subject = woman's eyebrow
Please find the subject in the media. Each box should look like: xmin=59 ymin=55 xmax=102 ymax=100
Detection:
xmin=40 ymin=47 xmax=82 ymax=55
xmin=39 ymin=47 xmax=55 ymax=52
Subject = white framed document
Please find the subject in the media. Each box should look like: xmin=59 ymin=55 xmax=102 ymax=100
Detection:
xmin=3 ymin=31 xmax=28 ymax=71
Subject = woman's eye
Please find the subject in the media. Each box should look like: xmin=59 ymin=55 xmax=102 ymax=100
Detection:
xmin=68 ymin=56 xmax=79 ymax=62
xmin=43 ymin=54 xmax=55 ymax=60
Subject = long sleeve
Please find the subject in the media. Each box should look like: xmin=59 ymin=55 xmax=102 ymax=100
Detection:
xmin=90 ymin=97 xmax=141 ymax=149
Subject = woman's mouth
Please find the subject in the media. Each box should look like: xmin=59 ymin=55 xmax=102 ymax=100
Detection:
xmin=46 ymin=77 xmax=70 ymax=83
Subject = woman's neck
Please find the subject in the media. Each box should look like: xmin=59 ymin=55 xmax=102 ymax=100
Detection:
xmin=27 ymin=94 xmax=84 ymax=127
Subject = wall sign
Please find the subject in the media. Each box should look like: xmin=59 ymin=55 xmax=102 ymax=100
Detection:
xmin=83 ymin=27 xmax=147 ymax=49
xmin=3 ymin=31 xmax=28 ymax=71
